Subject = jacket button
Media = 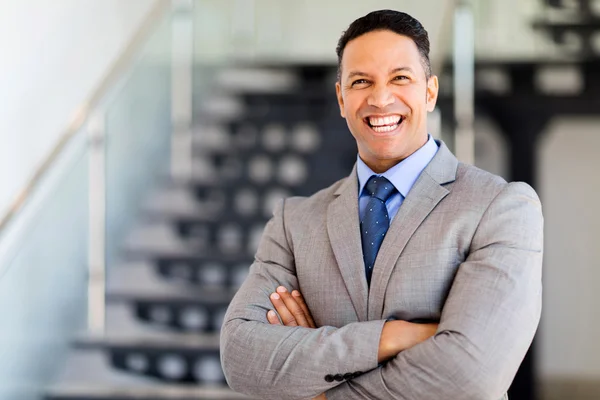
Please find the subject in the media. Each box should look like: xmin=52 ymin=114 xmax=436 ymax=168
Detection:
xmin=343 ymin=373 xmax=353 ymax=380
xmin=325 ymin=374 xmax=334 ymax=382
xmin=353 ymin=371 xmax=363 ymax=378
xmin=334 ymin=374 xmax=344 ymax=382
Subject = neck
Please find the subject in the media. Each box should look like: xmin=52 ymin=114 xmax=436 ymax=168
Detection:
xmin=361 ymin=135 xmax=429 ymax=173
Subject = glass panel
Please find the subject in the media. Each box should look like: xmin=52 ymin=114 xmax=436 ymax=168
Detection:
xmin=104 ymin=14 xmax=172 ymax=271
xmin=0 ymin=8 xmax=172 ymax=400
xmin=0 ymin=139 xmax=88 ymax=400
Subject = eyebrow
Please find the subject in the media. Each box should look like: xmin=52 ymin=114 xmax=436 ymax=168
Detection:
xmin=347 ymin=67 xmax=415 ymax=80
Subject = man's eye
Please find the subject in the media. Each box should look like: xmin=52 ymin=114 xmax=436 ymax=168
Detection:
xmin=352 ymin=79 xmax=369 ymax=86
xmin=394 ymin=75 xmax=409 ymax=81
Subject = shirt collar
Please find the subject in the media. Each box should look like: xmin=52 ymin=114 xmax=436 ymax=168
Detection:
xmin=357 ymin=134 xmax=439 ymax=198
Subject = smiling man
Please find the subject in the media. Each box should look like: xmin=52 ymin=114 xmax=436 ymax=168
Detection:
xmin=220 ymin=10 xmax=543 ymax=400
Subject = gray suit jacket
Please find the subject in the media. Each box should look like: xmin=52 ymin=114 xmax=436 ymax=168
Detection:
xmin=220 ymin=141 xmax=543 ymax=400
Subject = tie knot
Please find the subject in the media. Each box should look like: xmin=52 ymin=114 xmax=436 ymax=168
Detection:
xmin=365 ymin=176 xmax=396 ymax=202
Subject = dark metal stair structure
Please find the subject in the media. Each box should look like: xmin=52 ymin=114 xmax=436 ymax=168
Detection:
xmin=73 ymin=333 xmax=222 ymax=384
xmin=533 ymin=0 xmax=600 ymax=58
xmin=107 ymin=287 xmax=237 ymax=334
xmin=46 ymin=68 xmax=354 ymax=400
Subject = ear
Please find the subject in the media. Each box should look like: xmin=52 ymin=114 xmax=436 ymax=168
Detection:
xmin=335 ymin=81 xmax=346 ymax=118
xmin=426 ymin=75 xmax=439 ymax=112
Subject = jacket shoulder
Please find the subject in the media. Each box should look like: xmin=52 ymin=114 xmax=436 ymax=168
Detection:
xmin=454 ymin=163 xmax=540 ymax=205
xmin=282 ymin=176 xmax=348 ymax=219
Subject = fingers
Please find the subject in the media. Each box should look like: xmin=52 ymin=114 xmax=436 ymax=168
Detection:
xmin=278 ymin=286 xmax=312 ymax=327
xmin=268 ymin=286 xmax=317 ymax=328
xmin=269 ymin=290 xmax=298 ymax=326
xmin=274 ymin=286 xmax=312 ymax=327
xmin=267 ymin=310 xmax=281 ymax=325
xmin=291 ymin=290 xmax=316 ymax=328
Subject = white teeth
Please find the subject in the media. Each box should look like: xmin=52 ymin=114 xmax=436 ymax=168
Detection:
xmin=368 ymin=115 xmax=401 ymax=127
xmin=371 ymin=124 xmax=398 ymax=133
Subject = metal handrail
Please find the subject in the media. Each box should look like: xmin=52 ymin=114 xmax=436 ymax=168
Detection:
xmin=0 ymin=0 xmax=170 ymax=237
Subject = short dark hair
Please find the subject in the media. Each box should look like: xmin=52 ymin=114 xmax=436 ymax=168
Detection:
xmin=335 ymin=10 xmax=432 ymax=80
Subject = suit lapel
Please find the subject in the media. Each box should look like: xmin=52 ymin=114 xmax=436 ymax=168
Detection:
xmin=327 ymin=165 xmax=369 ymax=322
xmin=367 ymin=141 xmax=459 ymax=320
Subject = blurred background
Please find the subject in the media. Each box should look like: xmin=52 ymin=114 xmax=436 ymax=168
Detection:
xmin=0 ymin=0 xmax=598 ymax=399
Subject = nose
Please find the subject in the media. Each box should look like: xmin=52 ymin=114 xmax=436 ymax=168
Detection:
xmin=367 ymin=85 xmax=395 ymax=109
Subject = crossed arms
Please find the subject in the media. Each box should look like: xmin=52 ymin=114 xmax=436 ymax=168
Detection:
xmin=220 ymin=182 xmax=543 ymax=400
xmin=267 ymin=287 xmax=438 ymax=366
xmin=266 ymin=286 xmax=439 ymax=400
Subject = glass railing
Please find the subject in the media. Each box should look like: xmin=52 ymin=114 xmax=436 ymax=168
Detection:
xmin=104 ymin=17 xmax=173 ymax=272
xmin=0 ymin=131 xmax=90 ymax=400
xmin=0 ymin=3 xmax=174 ymax=399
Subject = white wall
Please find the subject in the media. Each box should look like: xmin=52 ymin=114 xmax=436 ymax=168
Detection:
xmin=471 ymin=0 xmax=563 ymax=60
xmin=538 ymin=118 xmax=600 ymax=380
xmin=191 ymin=0 xmax=561 ymax=65
xmin=0 ymin=0 xmax=157 ymax=220
xmin=192 ymin=0 xmax=453 ymax=64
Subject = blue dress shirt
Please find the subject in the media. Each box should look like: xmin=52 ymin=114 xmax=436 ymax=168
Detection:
xmin=357 ymin=135 xmax=439 ymax=223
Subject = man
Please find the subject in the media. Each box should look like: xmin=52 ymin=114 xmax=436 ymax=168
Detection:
xmin=220 ymin=9 xmax=543 ymax=400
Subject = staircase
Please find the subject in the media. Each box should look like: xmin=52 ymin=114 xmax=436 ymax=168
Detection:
xmin=533 ymin=0 xmax=600 ymax=58
xmin=45 ymin=65 xmax=355 ymax=400
xmin=45 ymin=4 xmax=600 ymax=395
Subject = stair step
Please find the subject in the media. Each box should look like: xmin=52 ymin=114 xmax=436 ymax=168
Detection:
xmin=75 ymin=332 xmax=220 ymax=351
xmin=189 ymin=153 xmax=326 ymax=191
xmin=143 ymin=208 xmax=269 ymax=227
xmin=46 ymin=384 xmax=252 ymax=400
xmin=110 ymin=258 xmax=249 ymax=290
xmin=213 ymin=67 xmax=300 ymax=92
xmin=107 ymin=287 xmax=236 ymax=305
xmin=170 ymin=179 xmax=331 ymax=203
xmin=143 ymin=214 xmax=267 ymax=252
xmin=194 ymin=105 xmax=338 ymax=121
xmin=238 ymin=90 xmax=335 ymax=104
xmin=124 ymin=249 xmax=253 ymax=286
xmin=534 ymin=18 xmax=600 ymax=33
xmin=123 ymin=247 xmax=254 ymax=264
xmin=194 ymin=96 xmax=336 ymax=123
xmin=74 ymin=333 xmax=223 ymax=384
xmin=191 ymin=120 xmax=346 ymax=153
xmin=106 ymin=287 xmax=236 ymax=333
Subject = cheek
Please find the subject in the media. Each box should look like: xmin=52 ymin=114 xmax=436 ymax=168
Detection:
xmin=394 ymin=86 xmax=427 ymax=108
xmin=343 ymin=94 xmax=365 ymax=115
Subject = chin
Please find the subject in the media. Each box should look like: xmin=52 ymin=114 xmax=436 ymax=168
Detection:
xmin=365 ymin=149 xmax=404 ymax=163
xmin=371 ymin=143 xmax=407 ymax=157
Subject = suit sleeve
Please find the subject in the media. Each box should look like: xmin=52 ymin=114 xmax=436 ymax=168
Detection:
xmin=220 ymin=198 xmax=386 ymax=400
xmin=325 ymin=182 xmax=544 ymax=400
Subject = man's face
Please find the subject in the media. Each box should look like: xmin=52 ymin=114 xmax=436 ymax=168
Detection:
xmin=335 ymin=29 xmax=439 ymax=173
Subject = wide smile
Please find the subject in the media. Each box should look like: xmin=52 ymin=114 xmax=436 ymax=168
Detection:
xmin=363 ymin=114 xmax=405 ymax=136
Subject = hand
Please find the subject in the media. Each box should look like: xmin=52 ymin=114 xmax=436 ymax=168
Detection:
xmin=267 ymin=290 xmax=325 ymax=400
xmin=267 ymin=286 xmax=316 ymax=328
xmin=401 ymin=321 xmax=439 ymax=350
xmin=378 ymin=320 xmax=439 ymax=363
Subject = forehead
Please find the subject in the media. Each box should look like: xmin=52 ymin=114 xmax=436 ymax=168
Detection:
xmin=341 ymin=30 xmax=422 ymax=76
